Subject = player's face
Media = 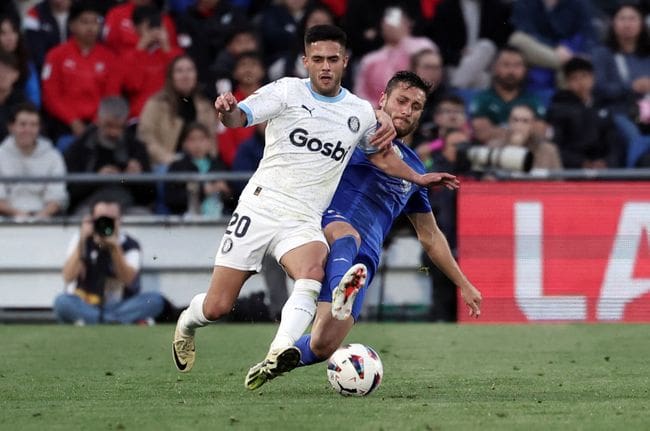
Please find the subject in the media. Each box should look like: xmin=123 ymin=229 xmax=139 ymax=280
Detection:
xmin=303 ymin=40 xmax=348 ymax=97
xmin=378 ymin=83 xmax=426 ymax=138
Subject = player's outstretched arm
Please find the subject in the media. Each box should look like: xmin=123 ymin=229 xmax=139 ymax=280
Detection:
xmin=407 ymin=212 xmax=482 ymax=318
xmin=368 ymin=148 xmax=459 ymax=189
xmin=215 ymin=92 xmax=247 ymax=128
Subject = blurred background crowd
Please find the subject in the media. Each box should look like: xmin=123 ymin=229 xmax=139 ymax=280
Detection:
xmin=1 ymin=0 xmax=650 ymax=221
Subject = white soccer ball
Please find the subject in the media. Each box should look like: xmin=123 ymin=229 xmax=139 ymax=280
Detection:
xmin=326 ymin=343 xmax=383 ymax=396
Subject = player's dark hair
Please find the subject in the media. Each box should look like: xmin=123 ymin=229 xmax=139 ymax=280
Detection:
xmin=384 ymin=71 xmax=431 ymax=96
xmin=304 ymin=24 xmax=347 ymax=50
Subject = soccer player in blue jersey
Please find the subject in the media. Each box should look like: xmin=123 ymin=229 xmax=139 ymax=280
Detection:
xmin=248 ymin=71 xmax=482 ymax=387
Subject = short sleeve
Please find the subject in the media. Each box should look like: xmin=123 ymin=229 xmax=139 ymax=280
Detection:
xmin=238 ymin=79 xmax=288 ymax=127
xmin=403 ymin=186 xmax=432 ymax=214
xmin=357 ymin=121 xmax=381 ymax=155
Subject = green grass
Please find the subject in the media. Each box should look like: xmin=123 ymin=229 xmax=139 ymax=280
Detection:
xmin=1 ymin=324 xmax=649 ymax=431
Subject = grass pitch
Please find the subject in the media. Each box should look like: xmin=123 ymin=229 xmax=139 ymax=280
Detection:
xmin=1 ymin=323 xmax=649 ymax=431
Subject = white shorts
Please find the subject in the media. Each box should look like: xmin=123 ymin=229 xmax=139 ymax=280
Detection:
xmin=214 ymin=200 xmax=327 ymax=272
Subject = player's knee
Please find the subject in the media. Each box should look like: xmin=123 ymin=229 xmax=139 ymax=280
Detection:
xmin=202 ymin=298 xmax=233 ymax=321
xmin=310 ymin=335 xmax=338 ymax=359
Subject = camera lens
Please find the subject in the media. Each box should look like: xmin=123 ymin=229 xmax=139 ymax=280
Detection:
xmin=93 ymin=216 xmax=115 ymax=237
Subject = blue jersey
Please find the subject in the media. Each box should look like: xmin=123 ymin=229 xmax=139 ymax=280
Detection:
xmin=323 ymin=140 xmax=432 ymax=267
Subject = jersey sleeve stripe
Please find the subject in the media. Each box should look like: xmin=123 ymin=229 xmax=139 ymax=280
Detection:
xmin=238 ymin=102 xmax=254 ymax=127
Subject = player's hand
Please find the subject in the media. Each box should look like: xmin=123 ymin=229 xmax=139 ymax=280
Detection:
xmin=460 ymin=284 xmax=482 ymax=319
xmin=215 ymin=92 xmax=238 ymax=115
xmin=414 ymin=172 xmax=460 ymax=190
xmin=371 ymin=110 xmax=396 ymax=151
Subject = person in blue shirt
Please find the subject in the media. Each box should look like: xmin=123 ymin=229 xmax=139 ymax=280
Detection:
xmin=248 ymin=71 xmax=483 ymax=389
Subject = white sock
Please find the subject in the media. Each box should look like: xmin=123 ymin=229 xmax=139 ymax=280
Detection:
xmin=178 ymin=293 xmax=212 ymax=336
xmin=269 ymin=279 xmax=321 ymax=352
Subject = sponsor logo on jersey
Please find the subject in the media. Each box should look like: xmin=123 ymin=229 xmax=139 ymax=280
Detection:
xmin=289 ymin=128 xmax=350 ymax=162
xmin=347 ymin=116 xmax=360 ymax=133
xmin=301 ymin=104 xmax=315 ymax=116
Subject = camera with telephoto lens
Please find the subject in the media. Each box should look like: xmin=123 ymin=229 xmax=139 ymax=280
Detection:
xmin=456 ymin=142 xmax=533 ymax=173
xmin=93 ymin=216 xmax=116 ymax=237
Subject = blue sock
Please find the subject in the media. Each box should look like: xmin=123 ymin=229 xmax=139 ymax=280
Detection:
xmin=326 ymin=235 xmax=360 ymax=294
xmin=295 ymin=334 xmax=325 ymax=366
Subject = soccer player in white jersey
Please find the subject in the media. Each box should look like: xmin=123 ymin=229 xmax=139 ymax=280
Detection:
xmin=172 ymin=25 xmax=451 ymax=382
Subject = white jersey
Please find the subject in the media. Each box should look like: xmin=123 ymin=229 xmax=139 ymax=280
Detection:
xmin=238 ymin=77 xmax=377 ymax=219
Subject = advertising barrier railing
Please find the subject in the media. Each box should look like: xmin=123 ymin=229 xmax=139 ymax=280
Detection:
xmin=458 ymin=181 xmax=650 ymax=322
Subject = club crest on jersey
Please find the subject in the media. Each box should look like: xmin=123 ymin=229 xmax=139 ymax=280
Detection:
xmin=221 ymin=238 xmax=233 ymax=254
xmin=347 ymin=116 xmax=360 ymax=133
xmin=289 ymin=128 xmax=350 ymax=162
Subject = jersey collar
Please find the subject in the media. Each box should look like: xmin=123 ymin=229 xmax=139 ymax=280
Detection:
xmin=305 ymin=80 xmax=347 ymax=103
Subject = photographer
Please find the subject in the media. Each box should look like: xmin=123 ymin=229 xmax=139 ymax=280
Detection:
xmin=53 ymin=198 xmax=165 ymax=325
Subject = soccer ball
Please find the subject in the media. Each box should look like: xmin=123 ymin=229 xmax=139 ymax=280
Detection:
xmin=326 ymin=343 xmax=383 ymax=396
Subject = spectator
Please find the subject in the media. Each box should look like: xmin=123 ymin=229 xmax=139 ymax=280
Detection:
xmin=23 ymin=0 xmax=71 ymax=73
xmin=0 ymin=1 xmax=20 ymax=26
xmin=0 ymin=102 xmax=68 ymax=219
xmin=354 ymin=6 xmax=438 ymax=107
xmin=0 ymin=51 xmax=26 ymax=142
xmin=103 ymin=0 xmax=180 ymax=57
xmin=429 ymin=0 xmax=512 ymax=90
xmin=210 ymin=25 xmax=260 ymax=97
xmin=64 ymin=96 xmax=154 ymax=214
xmin=410 ymin=49 xmax=449 ymax=142
xmin=342 ymin=0 xmax=423 ymax=61
xmin=164 ymin=122 xmax=231 ymax=217
xmin=122 ymin=5 xmax=183 ymax=120
xmin=592 ymin=2 xmax=650 ymax=167
xmin=217 ymin=51 xmax=265 ymax=168
xmin=41 ymin=1 xmax=123 ymax=142
xmin=469 ymin=46 xmax=547 ymax=128
xmin=416 ymin=94 xmax=471 ymax=155
xmin=257 ymin=0 xmax=310 ymax=65
xmin=420 ymin=128 xmax=476 ymax=322
xmin=174 ymin=0 xmax=248 ymax=95
xmin=488 ymin=104 xmax=563 ymax=171
xmin=508 ymin=0 xmax=597 ymax=90
xmin=137 ymin=55 xmax=216 ymax=167
xmin=546 ymin=57 xmax=624 ymax=168
xmin=268 ymin=3 xmax=336 ymax=82
xmin=0 ymin=15 xmax=40 ymax=107
xmin=54 ymin=198 xmax=165 ymax=325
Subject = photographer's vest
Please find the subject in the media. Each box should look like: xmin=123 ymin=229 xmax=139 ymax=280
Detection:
xmin=75 ymin=234 xmax=141 ymax=306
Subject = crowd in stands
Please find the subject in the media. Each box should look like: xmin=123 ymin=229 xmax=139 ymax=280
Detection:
xmin=1 ymin=0 xmax=650 ymax=221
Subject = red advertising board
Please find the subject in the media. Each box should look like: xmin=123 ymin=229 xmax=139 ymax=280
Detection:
xmin=457 ymin=182 xmax=650 ymax=322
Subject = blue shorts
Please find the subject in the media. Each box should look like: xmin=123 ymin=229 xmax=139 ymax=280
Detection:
xmin=320 ymin=211 xmax=379 ymax=321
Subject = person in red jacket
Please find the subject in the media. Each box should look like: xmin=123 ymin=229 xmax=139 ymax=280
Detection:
xmin=41 ymin=1 xmax=123 ymax=140
xmin=122 ymin=5 xmax=183 ymax=120
xmin=216 ymin=51 xmax=266 ymax=168
xmin=103 ymin=0 xmax=179 ymax=57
